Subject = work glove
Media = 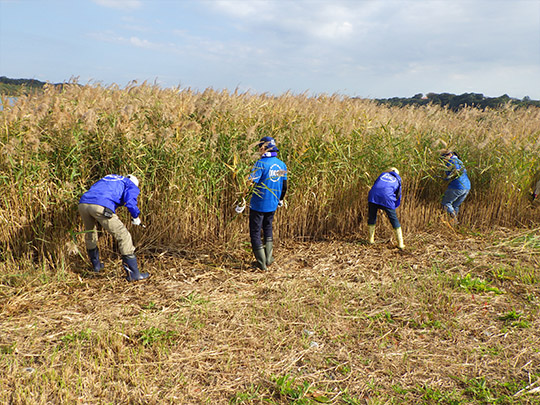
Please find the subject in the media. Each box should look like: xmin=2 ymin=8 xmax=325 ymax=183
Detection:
xmin=278 ymin=200 xmax=284 ymax=208
xmin=131 ymin=217 xmax=141 ymax=226
xmin=234 ymin=197 xmax=246 ymax=214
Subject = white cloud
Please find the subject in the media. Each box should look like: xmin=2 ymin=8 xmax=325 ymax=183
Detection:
xmin=213 ymin=0 xmax=274 ymax=18
xmin=89 ymin=31 xmax=167 ymax=52
xmin=92 ymin=0 xmax=142 ymax=10
xmin=212 ymin=0 xmax=365 ymax=41
xmin=129 ymin=36 xmax=155 ymax=49
xmin=310 ymin=20 xmax=354 ymax=40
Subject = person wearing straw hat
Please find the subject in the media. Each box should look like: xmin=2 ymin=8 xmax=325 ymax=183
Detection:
xmin=78 ymin=174 xmax=149 ymax=281
xmin=246 ymin=136 xmax=288 ymax=270
xmin=439 ymin=150 xmax=471 ymax=223
xmin=367 ymin=167 xmax=405 ymax=249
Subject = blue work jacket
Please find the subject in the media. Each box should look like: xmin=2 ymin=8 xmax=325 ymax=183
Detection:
xmin=249 ymin=156 xmax=288 ymax=212
xmin=368 ymin=171 xmax=402 ymax=210
xmin=445 ymin=156 xmax=471 ymax=190
xmin=79 ymin=174 xmax=141 ymax=218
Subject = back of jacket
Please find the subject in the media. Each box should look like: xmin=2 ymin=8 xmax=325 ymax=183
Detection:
xmin=249 ymin=156 xmax=288 ymax=212
xmin=79 ymin=174 xmax=141 ymax=218
xmin=368 ymin=171 xmax=402 ymax=210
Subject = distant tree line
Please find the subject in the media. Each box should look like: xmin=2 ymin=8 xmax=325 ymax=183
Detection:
xmin=0 ymin=76 xmax=53 ymax=95
xmin=2 ymin=76 xmax=539 ymax=110
xmin=375 ymin=92 xmax=540 ymax=110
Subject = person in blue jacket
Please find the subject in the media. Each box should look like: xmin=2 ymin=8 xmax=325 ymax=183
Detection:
xmin=247 ymin=136 xmax=288 ymax=270
xmin=439 ymin=150 xmax=471 ymax=223
xmin=367 ymin=167 xmax=404 ymax=249
xmin=78 ymin=174 xmax=149 ymax=281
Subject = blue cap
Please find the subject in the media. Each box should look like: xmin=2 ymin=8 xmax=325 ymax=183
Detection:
xmin=258 ymin=136 xmax=279 ymax=152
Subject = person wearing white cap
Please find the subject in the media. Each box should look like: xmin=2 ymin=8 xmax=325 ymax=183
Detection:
xmin=78 ymin=174 xmax=149 ymax=281
xmin=367 ymin=167 xmax=405 ymax=249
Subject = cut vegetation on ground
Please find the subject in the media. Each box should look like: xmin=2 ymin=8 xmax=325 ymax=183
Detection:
xmin=1 ymin=226 xmax=539 ymax=403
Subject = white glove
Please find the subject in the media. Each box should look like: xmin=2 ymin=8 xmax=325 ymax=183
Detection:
xmin=278 ymin=200 xmax=284 ymax=208
xmin=131 ymin=217 xmax=141 ymax=226
xmin=235 ymin=197 xmax=246 ymax=214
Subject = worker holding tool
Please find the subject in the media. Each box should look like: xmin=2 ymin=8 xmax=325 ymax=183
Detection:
xmin=367 ymin=167 xmax=405 ymax=249
xmin=439 ymin=150 xmax=471 ymax=223
xmin=237 ymin=136 xmax=287 ymax=270
xmin=78 ymin=174 xmax=149 ymax=281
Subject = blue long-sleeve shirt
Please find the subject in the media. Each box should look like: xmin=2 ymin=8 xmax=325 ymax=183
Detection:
xmin=445 ymin=156 xmax=471 ymax=190
xmin=79 ymin=174 xmax=140 ymax=218
xmin=368 ymin=171 xmax=402 ymax=210
xmin=249 ymin=156 xmax=288 ymax=212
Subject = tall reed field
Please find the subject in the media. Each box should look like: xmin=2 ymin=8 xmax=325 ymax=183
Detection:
xmin=0 ymin=82 xmax=539 ymax=269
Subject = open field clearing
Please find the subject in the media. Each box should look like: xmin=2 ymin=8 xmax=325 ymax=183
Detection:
xmin=1 ymin=225 xmax=539 ymax=404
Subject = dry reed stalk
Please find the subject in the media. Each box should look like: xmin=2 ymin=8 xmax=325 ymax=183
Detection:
xmin=0 ymin=82 xmax=538 ymax=268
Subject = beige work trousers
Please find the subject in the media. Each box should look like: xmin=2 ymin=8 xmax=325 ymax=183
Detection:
xmin=78 ymin=203 xmax=135 ymax=256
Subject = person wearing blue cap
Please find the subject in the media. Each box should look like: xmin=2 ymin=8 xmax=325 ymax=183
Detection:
xmin=78 ymin=174 xmax=149 ymax=281
xmin=367 ymin=167 xmax=405 ymax=249
xmin=247 ymin=137 xmax=288 ymax=270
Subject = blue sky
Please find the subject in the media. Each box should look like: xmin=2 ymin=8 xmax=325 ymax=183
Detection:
xmin=1 ymin=0 xmax=539 ymax=99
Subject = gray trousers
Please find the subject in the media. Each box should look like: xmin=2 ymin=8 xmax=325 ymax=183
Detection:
xmin=78 ymin=203 xmax=135 ymax=255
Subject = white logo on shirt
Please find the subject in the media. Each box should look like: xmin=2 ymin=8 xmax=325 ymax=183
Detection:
xmin=380 ymin=173 xmax=397 ymax=182
xmin=103 ymin=174 xmax=124 ymax=182
xmin=269 ymin=164 xmax=286 ymax=182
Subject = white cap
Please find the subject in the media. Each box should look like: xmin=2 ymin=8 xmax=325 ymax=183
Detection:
xmin=127 ymin=174 xmax=139 ymax=187
xmin=389 ymin=167 xmax=399 ymax=175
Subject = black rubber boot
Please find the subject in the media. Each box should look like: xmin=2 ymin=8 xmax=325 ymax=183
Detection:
xmin=87 ymin=247 xmax=104 ymax=272
xmin=264 ymin=238 xmax=274 ymax=266
xmin=252 ymin=247 xmax=267 ymax=271
xmin=122 ymin=254 xmax=149 ymax=282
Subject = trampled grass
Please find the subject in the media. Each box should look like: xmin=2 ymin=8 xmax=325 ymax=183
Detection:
xmin=0 ymin=83 xmax=539 ymax=403
xmin=0 ymin=228 xmax=539 ymax=403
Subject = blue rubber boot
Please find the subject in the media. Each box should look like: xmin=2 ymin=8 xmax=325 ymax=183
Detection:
xmin=122 ymin=254 xmax=149 ymax=282
xmin=87 ymin=248 xmax=104 ymax=272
